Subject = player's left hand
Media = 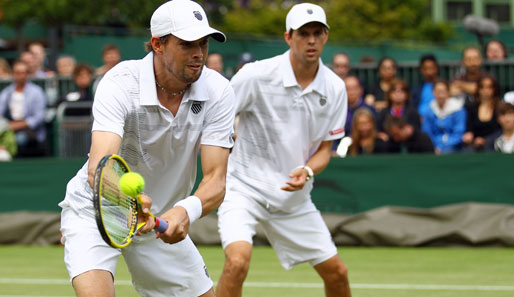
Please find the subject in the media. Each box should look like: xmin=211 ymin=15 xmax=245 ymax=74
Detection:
xmin=136 ymin=193 xmax=156 ymax=235
xmin=155 ymin=206 xmax=190 ymax=244
xmin=281 ymin=167 xmax=308 ymax=192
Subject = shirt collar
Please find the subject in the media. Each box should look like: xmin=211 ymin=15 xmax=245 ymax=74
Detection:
xmin=280 ymin=50 xmax=327 ymax=97
xmin=139 ymin=52 xmax=210 ymax=106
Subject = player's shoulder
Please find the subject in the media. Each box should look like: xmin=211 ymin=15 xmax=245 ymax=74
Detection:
xmin=321 ymin=63 xmax=345 ymax=88
xmin=202 ymin=66 xmax=230 ymax=86
xmin=320 ymin=63 xmax=346 ymax=94
xmin=102 ymin=59 xmax=141 ymax=82
xmin=232 ymin=55 xmax=281 ymax=81
xmin=198 ymin=67 xmax=232 ymax=100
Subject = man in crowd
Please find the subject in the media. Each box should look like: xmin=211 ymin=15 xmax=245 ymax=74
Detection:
xmin=0 ymin=60 xmax=47 ymax=156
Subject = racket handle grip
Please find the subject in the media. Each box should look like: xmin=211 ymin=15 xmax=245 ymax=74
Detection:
xmin=154 ymin=217 xmax=168 ymax=233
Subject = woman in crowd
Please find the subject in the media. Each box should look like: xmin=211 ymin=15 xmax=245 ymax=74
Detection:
xmin=421 ymin=80 xmax=467 ymax=154
xmin=376 ymin=78 xmax=421 ymax=139
xmin=365 ymin=57 xmax=397 ymax=111
xmin=462 ymin=75 xmax=502 ymax=151
xmin=349 ymin=108 xmax=388 ymax=155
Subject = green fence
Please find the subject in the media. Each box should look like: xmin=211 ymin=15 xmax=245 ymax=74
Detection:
xmin=2 ymin=153 xmax=512 ymax=214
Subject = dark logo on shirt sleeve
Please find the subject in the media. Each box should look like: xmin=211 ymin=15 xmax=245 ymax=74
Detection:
xmin=191 ymin=101 xmax=203 ymax=114
xmin=193 ymin=11 xmax=203 ymax=21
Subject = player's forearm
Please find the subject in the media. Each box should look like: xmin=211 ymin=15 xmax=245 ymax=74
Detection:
xmin=193 ymin=145 xmax=230 ymax=217
xmin=306 ymin=140 xmax=333 ymax=175
xmin=87 ymin=131 xmax=123 ymax=188
xmin=193 ymin=172 xmax=226 ymax=216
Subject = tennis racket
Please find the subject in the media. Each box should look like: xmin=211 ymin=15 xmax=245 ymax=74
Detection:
xmin=93 ymin=154 xmax=168 ymax=248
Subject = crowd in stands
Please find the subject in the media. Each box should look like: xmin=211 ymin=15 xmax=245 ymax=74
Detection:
xmin=0 ymin=39 xmax=513 ymax=161
xmin=0 ymin=42 xmax=118 ymax=160
xmin=331 ymin=40 xmax=514 ymax=157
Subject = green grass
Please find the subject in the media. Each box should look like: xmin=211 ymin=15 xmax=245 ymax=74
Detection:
xmin=1 ymin=245 xmax=513 ymax=297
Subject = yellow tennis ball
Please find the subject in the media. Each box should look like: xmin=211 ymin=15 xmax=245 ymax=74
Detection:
xmin=119 ymin=172 xmax=145 ymax=197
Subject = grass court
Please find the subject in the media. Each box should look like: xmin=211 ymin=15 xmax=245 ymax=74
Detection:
xmin=1 ymin=245 xmax=513 ymax=297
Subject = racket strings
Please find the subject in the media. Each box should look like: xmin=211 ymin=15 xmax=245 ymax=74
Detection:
xmin=99 ymin=161 xmax=138 ymax=245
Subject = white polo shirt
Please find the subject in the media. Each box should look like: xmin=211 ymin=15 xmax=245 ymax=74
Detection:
xmin=228 ymin=50 xmax=347 ymax=212
xmin=60 ymin=52 xmax=235 ymax=215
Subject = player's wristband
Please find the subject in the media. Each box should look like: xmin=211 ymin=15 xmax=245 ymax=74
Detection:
xmin=174 ymin=195 xmax=202 ymax=224
xmin=295 ymin=165 xmax=314 ymax=181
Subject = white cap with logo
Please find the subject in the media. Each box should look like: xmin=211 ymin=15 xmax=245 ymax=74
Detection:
xmin=151 ymin=0 xmax=226 ymax=42
xmin=285 ymin=3 xmax=329 ymax=32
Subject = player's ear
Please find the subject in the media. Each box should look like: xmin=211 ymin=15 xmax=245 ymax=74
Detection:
xmin=151 ymin=36 xmax=163 ymax=54
xmin=322 ymin=29 xmax=329 ymax=44
xmin=284 ymin=31 xmax=292 ymax=46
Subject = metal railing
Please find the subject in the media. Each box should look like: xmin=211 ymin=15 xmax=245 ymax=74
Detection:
xmin=2 ymin=59 xmax=514 ymax=158
xmin=352 ymin=59 xmax=514 ymax=95
xmin=55 ymin=101 xmax=93 ymax=158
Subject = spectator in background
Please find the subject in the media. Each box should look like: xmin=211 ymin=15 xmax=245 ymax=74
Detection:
xmin=19 ymin=51 xmax=42 ymax=78
xmin=384 ymin=116 xmax=434 ymax=154
xmin=450 ymin=46 xmax=488 ymax=100
xmin=206 ymin=52 xmax=225 ymax=76
xmin=28 ymin=42 xmax=54 ymax=78
xmin=421 ymin=80 xmax=466 ymax=154
xmin=0 ymin=60 xmax=46 ymax=157
xmin=462 ymin=75 xmax=502 ymax=151
xmin=332 ymin=52 xmax=351 ymax=80
xmin=56 ymin=55 xmax=76 ymax=77
xmin=0 ymin=58 xmax=12 ymax=80
xmin=60 ymin=63 xmax=94 ymax=104
xmin=0 ymin=117 xmax=17 ymax=161
xmin=332 ymin=75 xmax=375 ymax=154
xmin=376 ymin=79 xmax=421 ymax=139
xmin=348 ymin=107 xmax=388 ymax=156
xmin=93 ymin=44 xmax=121 ymax=94
xmin=235 ymin=52 xmax=255 ymax=73
xmin=411 ymin=54 xmax=439 ymax=118
xmin=485 ymin=40 xmax=508 ymax=61
xmin=343 ymin=75 xmax=376 ymax=132
xmin=95 ymin=44 xmax=121 ymax=76
xmin=365 ymin=56 xmax=397 ymax=111
xmin=486 ymin=102 xmax=514 ymax=153
xmin=359 ymin=55 xmax=375 ymax=64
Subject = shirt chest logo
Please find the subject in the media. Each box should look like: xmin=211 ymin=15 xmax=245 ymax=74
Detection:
xmin=320 ymin=95 xmax=327 ymax=106
xmin=191 ymin=101 xmax=203 ymax=114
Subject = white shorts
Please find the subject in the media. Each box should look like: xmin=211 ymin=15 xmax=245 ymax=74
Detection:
xmin=217 ymin=189 xmax=338 ymax=270
xmin=60 ymin=206 xmax=213 ymax=297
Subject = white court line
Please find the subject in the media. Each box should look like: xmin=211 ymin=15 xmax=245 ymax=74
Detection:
xmin=1 ymin=278 xmax=514 ymax=292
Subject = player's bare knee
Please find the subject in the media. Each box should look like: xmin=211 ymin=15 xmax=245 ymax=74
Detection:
xmin=224 ymin=253 xmax=250 ymax=276
xmin=327 ymin=262 xmax=349 ymax=284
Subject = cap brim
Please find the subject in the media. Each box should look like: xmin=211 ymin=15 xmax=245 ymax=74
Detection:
xmin=290 ymin=20 xmax=330 ymax=31
xmin=172 ymin=26 xmax=226 ymax=43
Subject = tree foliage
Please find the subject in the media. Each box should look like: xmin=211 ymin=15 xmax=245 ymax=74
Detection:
xmin=220 ymin=0 xmax=454 ymax=43
xmin=0 ymin=0 xmax=453 ymax=43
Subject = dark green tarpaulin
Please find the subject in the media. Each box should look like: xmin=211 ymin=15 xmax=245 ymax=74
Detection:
xmin=1 ymin=153 xmax=513 ymax=213
xmin=4 ymin=203 xmax=513 ymax=246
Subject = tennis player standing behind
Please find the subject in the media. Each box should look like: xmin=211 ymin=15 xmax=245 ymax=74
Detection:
xmin=216 ymin=3 xmax=351 ymax=297
xmin=58 ymin=0 xmax=235 ymax=296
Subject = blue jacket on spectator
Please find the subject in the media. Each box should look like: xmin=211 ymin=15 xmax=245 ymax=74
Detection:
xmin=0 ymin=81 xmax=47 ymax=143
xmin=421 ymin=97 xmax=466 ymax=153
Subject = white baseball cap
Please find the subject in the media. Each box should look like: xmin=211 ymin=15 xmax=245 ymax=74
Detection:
xmin=151 ymin=0 xmax=226 ymax=42
xmin=286 ymin=3 xmax=329 ymax=32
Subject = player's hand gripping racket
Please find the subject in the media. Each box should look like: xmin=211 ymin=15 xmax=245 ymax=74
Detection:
xmin=93 ymin=154 xmax=168 ymax=248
